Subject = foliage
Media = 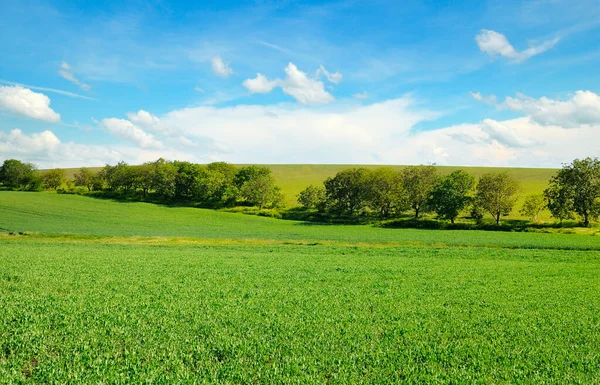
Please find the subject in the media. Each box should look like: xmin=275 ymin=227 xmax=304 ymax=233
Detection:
xmin=400 ymin=165 xmax=438 ymax=220
xmin=520 ymin=194 xmax=546 ymax=222
xmin=544 ymin=157 xmax=600 ymax=227
xmin=324 ymin=168 xmax=370 ymax=215
xmin=73 ymin=168 xmax=98 ymax=191
xmin=428 ymin=170 xmax=475 ymax=224
xmin=297 ymin=184 xmax=326 ymax=210
xmin=41 ymin=168 xmax=66 ymax=190
xmin=0 ymin=159 xmax=38 ymax=189
xmin=366 ymin=167 xmax=406 ymax=218
xmin=475 ymin=172 xmax=521 ymax=225
xmin=239 ymin=172 xmax=282 ymax=209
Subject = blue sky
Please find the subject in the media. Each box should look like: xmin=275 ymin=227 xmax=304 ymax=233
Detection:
xmin=0 ymin=0 xmax=599 ymax=167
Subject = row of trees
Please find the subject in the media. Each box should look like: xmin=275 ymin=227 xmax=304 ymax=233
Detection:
xmin=0 ymin=159 xmax=284 ymax=209
xmin=297 ymin=158 xmax=600 ymax=226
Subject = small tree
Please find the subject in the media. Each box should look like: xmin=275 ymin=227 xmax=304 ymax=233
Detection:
xmin=0 ymin=159 xmax=37 ymax=189
xmin=428 ymin=170 xmax=475 ymax=224
xmin=544 ymin=157 xmax=600 ymax=227
xmin=42 ymin=168 xmax=65 ymax=190
xmin=366 ymin=168 xmax=406 ymax=218
xmin=520 ymin=194 xmax=545 ymax=222
xmin=73 ymin=168 xmax=97 ymax=191
xmin=297 ymin=185 xmax=326 ymax=210
xmin=240 ymin=173 xmax=281 ymax=209
xmin=324 ymin=168 xmax=370 ymax=216
xmin=475 ymin=172 xmax=521 ymax=225
xmin=400 ymin=165 xmax=438 ymax=220
xmin=544 ymin=183 xmax=574 ymax=224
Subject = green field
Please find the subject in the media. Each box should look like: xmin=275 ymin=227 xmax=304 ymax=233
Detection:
xmin=1 ymin=192 xmax=600 ymax=383
xmin=61 ymin=164 xmax=558 ymax=217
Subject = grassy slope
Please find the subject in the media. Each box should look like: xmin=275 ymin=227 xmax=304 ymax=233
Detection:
xmin=1 ymin=192 xmax=599 ymax=250
xmin=61 ymin=164 xmax=557 ymax=217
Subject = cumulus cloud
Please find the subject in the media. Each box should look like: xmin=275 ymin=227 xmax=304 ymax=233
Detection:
xmin=211 ymin=56 xmax=233 ymax=77
xmin=242 ymin=63 xmax=334 ymax=104
xmin=315 ymin=65 xmax=342 ymax=84
xmin=242 ymin=73 xmax=279 ymax=94
xmin=473 ymin=90 xmax=600 ymax=128
xmin=0 ymin=85 xmax=61 ymax=122
xmin=99 ymin=118 xmax=163 ymax=149
xmin=58 ymin=61 xmax=91 ymax=91
xmin=475 ymin=29 xmax=559 ymax=63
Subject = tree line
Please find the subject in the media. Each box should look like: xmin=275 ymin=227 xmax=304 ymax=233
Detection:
xmin=0 ymin=159 xmax=283 ymax=209
xmin=297 ymin=158 xmax=600 ymax=227
xmin=1 ymin=157 xmax=599 ymax=227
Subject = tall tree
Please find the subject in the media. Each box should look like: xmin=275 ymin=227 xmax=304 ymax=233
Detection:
xmin=240 ymin=173 xmax=282 ymax=209
xmin=297 ymin=185 xmax=326 ymax=210
xmin=400 ymin=165 xmax=438 ymax=220
xmin=428 ymin=170 xmax=475 ymax=224
xmin=73 ymin=168 xmax=97 ymax=191
xmin=544 ymin=157 xmax=600 ymax=227
xmin=475 ymin=172 xmax=521 ymax=225
xmin=519 ymin=194 xmax=546 ymax=222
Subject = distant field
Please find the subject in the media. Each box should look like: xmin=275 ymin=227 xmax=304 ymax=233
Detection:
xmin=2 ymin=192 xmax=599 ymax=383
xmin=60 ymin=164 xmax=558 ymax=218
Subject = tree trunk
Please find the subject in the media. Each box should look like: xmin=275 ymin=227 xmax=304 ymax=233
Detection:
xmin=451 ymin=217 xmax=455 ymax=224
xmin=414 ymin=206 xmax=420 ymax=220
xmin=584 ymin=212 xmax=590 ymax=227
xmin=495 ymin=212 xmax=500 ymax=225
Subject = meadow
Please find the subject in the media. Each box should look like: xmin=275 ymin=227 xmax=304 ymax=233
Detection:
xmin=1 ymin=192 xmax=600 ymax=383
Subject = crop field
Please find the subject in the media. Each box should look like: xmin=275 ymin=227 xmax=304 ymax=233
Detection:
xmin=1 ymin=192 xmax=600 ymax=383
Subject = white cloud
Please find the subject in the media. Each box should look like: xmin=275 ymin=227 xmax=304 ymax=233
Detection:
xmin=353 ymin=92 xmax=368 ymax=100
xmin=315 ymin=65 xmax=342 ymax=84
xmin=0 ymin=80 xmax=96 ymax=100
xmin=242 ymin=73 xmax=279 ymax=94
xmin=475 ymin=29 xmax=559 ymax=63
xmin=470 ymin=91 xmax=497 ymax=105
xmin=58 ymin=61 xmax=92 ymax=91
xmin=99 ymin=118 xmax=163 ymax=149
xmin=241 ymin=63 xmax=334 ymax=105
xmin=473 ymin=90 xmax=600 ymax=128
xmin=211 ymin=56 xmax=233 ymax=78
xmin=194 ymin=86 xmax=204 ymax=93
xmin=0 ymin=86 xmax=61 ymax=122
xmin=502 ymin=90 xmax=600 ymax=127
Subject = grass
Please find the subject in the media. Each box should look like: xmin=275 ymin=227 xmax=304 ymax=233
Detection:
xmin=2 ymin=241 xmax=600 ymax=383
xmin=2 ymin=192 xmax=600 ymax=250
xmin=1 ymin=191 xmax=600 ymax=383
xmin=60 ymin=164 xmax=558 ymax=218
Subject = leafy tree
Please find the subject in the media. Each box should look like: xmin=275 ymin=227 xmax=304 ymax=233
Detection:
xmin=234 ymin=166 xmax=271 ymax=189
xmin=544 ymin=157 xmax=600 ymax=227
xmin=174 ymin=161 xmax=203 ymax=200
xmin=0 ymin=159 xmax=37 ymax=189
xmin=151 ymin=159 xmax=178 ymax=199
xmin=240 ymin=173 xmax=282 ymax=209
xmin=400 ymin=165 xmax=438 ymax=220
xmin=475 ymin=172 xmax=521 ymax=225
xmin=73 ymin=168 xmax=97 ymax=191
xmin=519 ymin=194 xmax=546 ymax=222
xmin=428 ymin=170 xmax=475 ymax=224
xmin=366 ymin=168 xmax=406 ymax=218
xmin=133 ymin=163 xmax=155 ymax=197
xmin=297 ymin=185 xmax=326 ymax=210
xmin=199 ymin=162 xmax=239 ymax=206
xmin=324 ymin=168 xmax=370 ymax=215
xmin=42 ymin=168 xmax=65 ymax=190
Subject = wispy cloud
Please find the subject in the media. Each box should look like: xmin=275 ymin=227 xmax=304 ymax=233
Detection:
xmin=475 ymin=29 xmax=559 ymax=63
xmin=0 ymin=80 xmax=96 ymax=100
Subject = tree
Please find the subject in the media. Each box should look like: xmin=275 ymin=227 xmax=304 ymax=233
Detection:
xmin=234 ymin=166 xmax=271 ymax=189
xmin=198 ymin=162 xmax=239 ymax=206
xmin=0 ymin=159 xmax=37 ymax=189
xmin=475 ymin=172 xmax=521 ymax=225
xmin=428 ymin=170 xmax=475 ymax=224
xmin=544 ymin=157 xmax=600 ymax=227
xmin=297 ymin=185 xmax=326 ymax=210
xmin=73 ymin=168 xmax=97 ymax=191
xmin=324 ymin=168 xmax=370 ymax=215
xmin=365 ymin=168 xmax=406 ymax=218
xmin=42 ymin=168 xmax=65 ymax=190
xmin=520 ymin=194 xmax=546 ymax=222
xmin=240 ymin=173 xmax=282 ymax=209
xmin=133 ymin=163 xmax=154 ymax=197
xmin=151 ymin=158 xmax=178 ymax=199
xmin=174 ymin=161 xmax=203 ymax=200
xmin=400 ymin=165 xmax=438 ymax=220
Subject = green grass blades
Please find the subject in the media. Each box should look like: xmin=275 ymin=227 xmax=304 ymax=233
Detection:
xmin=1 ymin=191 xmax=600 ymax=250
xmin=1 ymin=242 xmax=599 ymax=383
